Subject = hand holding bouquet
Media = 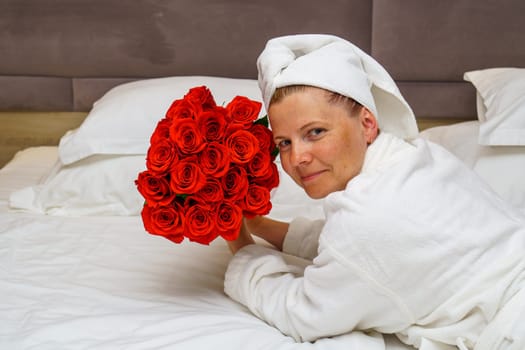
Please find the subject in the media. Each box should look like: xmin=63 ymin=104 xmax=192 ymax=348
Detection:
xmin=136 ymin=86 xmax=279 ymax=245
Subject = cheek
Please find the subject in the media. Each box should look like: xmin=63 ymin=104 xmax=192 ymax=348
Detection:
xmin=279 ymin=156 xmax=294 ymax=177
xmin=332 ymin=132 xmax=368 ymax=176
xmin=341 ymin=142 xmax=367 ymax=175
xmin=279 ymin=156 xmax=304 ymax=186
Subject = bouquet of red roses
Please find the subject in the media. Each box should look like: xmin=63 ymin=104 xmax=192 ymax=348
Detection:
xmin=135 ymin=86 xmax=279 ymax=245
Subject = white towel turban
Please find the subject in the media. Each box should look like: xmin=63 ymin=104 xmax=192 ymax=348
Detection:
xmin=257 ymin=34 xmax=419 ymax=140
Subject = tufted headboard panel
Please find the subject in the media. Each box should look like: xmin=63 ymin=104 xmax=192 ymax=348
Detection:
xmin=0 ymin=0 xmax=372 ymax=111
xmin=372 ymin=0 xmax=525 ymax=118
xmin=2 ymin=0 xmax=525 ymax=115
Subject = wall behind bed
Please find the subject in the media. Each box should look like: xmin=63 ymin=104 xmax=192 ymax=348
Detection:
xmin=1 ymin=0 xmax=525 ymax=167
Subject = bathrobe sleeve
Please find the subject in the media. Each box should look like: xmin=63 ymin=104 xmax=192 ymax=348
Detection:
xmin=282 ymin=217 xmax=325 ymax=260
xmin=224 ymin=227 xmax=413 ymax=342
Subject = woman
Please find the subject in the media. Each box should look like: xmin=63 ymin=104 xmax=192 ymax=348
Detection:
xmin=224 ymin=34 xmax=525 ymax=350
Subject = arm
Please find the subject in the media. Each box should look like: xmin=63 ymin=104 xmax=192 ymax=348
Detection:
xmin=245 ymin=215 xmax=289 ymax=251
xmin=227 ymin=215 xmax=325 ymax=260
xmin=226 ymin=216 xmax=288 ymax=254
xmin=224 ymin=235 xmax=412 ymax=342
xmin=226 ymin=219 xmax=255 ymax=255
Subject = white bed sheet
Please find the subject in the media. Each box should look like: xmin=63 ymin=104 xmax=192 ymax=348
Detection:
xmin=0 ymin=147 xmax=413 ymax=350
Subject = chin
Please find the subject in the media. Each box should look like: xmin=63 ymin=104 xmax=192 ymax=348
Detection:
xmin=304 ymin=183 xmax=345 ymax=199
xmin=304 ymin=188 xmax=330 ymax=200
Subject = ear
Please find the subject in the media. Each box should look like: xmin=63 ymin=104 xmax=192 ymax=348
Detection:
xmin=359 ymin=108 xmax=379 ymax=144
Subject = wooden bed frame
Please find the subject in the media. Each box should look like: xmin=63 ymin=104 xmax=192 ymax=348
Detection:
xmin=1 ymin=0 xmax=525 ymax=167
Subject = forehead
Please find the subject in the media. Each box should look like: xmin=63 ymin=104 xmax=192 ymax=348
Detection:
xmin=268 ymin=87 xmax=346 ymax=130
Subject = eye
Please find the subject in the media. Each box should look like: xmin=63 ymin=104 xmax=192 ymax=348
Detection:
xmin=277 ymin=139 xmax=291 ymax=150
xmin=307 ymin=128 xmax=326 ymax=139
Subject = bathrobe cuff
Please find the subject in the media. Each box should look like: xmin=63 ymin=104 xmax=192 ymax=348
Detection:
xmin=224 ymin=244 xmax=305 ymax=311
xmin=282 ymin=217 xmax=325 ymax=260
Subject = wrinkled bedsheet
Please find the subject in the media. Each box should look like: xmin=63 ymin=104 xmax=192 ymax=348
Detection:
xmin=0 ymin=147 xmax=412 ymax=349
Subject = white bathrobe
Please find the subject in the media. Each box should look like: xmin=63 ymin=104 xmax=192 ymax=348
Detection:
xmin=224 ymin=132 xmax=525 ymax=350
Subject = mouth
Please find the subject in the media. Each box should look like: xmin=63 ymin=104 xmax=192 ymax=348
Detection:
xmin=300 ymin=170 xmax=326 ymax=183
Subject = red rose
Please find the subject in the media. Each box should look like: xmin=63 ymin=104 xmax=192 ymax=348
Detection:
xmin=199 ymin=142 xmax=230 ymax=177
xmin=137 ymin=86 xmax=280 ymax=246
xmin=249 ymin=123 xmax=277 ymax=158
xmin=246 ymin=150 xmax=271 ymax=178
xmin=141 ymin=203 xmax=185 ymax=243
xmin=227 ymin=129 xmax=259 ymax=164
xmin=165 ymin=98 xmax=201 ymax=120
xmin=243 ymin=184 xmax=272 ymax=218
xmin=195 ymin=177 xmax=224 ymax=203
xmin=216 ymin=200 xmax=242 ymax=240
xmin=198 ymin=108 xmax=229 ymax=142
xmin=135 ymin=170 xmax=176 ymax=206
xmin=146 ymin=138 xmax=178 ymax=174
xmin=222 ymin=165 xmax=249 ymax=201
xmin=253 ymin=162 xmax=280 ymax=190
xmin=225 ymin=96 xmax=262 ymax=125
xmin=184 ymin=202 xmax=218 ymax=244
xmin=184 ymin=86 xmax=216 ymax=111
xmin=150 ymin=118 xmax=172 ymax=144
xmin=170 ymin=157 xmax=207 ymax=195
xmin=170 ymin=118 xmax=206 ymax=155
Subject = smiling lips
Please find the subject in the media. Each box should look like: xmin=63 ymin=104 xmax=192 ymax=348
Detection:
xmin=300 ymin=170 xmax=326 ymax=183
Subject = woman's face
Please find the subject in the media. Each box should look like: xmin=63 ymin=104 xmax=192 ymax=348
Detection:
xmin=269 ymin=87 xmax=378 ymax=199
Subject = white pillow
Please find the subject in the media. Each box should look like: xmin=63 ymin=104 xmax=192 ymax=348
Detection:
xmin=464 ymin=68 xmax=525 ymax=146
xmin=58 ymin=76 xmax=265 ymax=165
xmin=420 ymin=121 xmax=525 ymax=211
xmin=0 ymin=146 xmax=58 ymax=206
xmin=9 ymin=154 xmax=147 ymax=216
xmin=13 ymin=77 xmax=323 ymax=218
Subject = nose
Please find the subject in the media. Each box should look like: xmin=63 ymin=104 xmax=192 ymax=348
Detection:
xmin=290 ymin=141 xmax=312 ymax=167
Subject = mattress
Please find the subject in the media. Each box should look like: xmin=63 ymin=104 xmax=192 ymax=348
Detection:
xmin=0 ymin=146 xmax=413 ymax=349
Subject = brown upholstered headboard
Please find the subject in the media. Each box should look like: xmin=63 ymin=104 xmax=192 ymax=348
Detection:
xmin=1 ymin=0 xmax=525 ymax=166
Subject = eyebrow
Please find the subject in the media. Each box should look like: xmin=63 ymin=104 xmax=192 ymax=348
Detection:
xmin=273 ymin=135 xmax=287 ymax=144
xmin=300 ymin=121 xmax=324 ymax=132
